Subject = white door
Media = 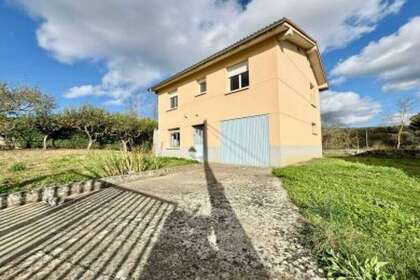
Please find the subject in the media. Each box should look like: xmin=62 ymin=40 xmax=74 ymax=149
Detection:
xmin=194 ymin=126 xmax=204 ymax=161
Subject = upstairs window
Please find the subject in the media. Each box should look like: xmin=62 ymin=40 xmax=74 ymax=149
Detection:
xmin=312 ymin=122 xmax=317 ymax=135
xmin=310 ymin=83 xmax=316 ymax=107
xmin=169 ymin=90 xmax=178 ymax=110
xmin=228 ymin=62 xmax=249 ymax=92
xmin=197 ymin=78 xmax=207 ymax=96
xmin=169 ymin=129 xmax=180 ymax=148
xmin=310 ymin=92 xmax=316 ymax=107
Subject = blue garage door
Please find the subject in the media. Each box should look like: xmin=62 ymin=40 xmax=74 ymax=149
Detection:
xmin=220 ymin=114 xmax=270 ymax=166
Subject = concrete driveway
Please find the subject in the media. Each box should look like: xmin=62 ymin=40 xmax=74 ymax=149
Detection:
xmin=0 ymin=164 xmax=322 ymax=280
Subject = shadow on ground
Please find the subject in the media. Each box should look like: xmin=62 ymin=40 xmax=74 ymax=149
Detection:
xmin=0 ymin=125 xmax=269 ymax=279
xmin=0 ymin=180 xmax=176 ymax=280
xmin=140 ymin=121 xmax=269 ymax=279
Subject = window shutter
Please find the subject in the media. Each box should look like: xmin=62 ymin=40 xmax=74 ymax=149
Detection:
xmin=227 ymin=62 xmax=248 ymax=77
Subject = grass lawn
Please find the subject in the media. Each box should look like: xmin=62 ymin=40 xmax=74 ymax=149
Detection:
xmin=273 ymin=156 xmax=420 ymax=279
xmin=0 ymin=149 xmax=196 ymax=194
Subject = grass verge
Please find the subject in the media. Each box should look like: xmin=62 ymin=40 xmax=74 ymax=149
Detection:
xmin=0 ymin=149 xmax=196 ymax=194
xmin=273 ymin=157 xmax=419 ymax=279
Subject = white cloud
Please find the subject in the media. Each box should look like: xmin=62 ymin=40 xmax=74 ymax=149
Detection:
xmin=332 ymin=16 xmax=420 ymax=92
xmin=321 ymin=90 xmax=381 ymax=126
xmin=329 ymin=76 xmax=346 ymax=86
xmin=13 ymin=0 xmax=405 ymax=105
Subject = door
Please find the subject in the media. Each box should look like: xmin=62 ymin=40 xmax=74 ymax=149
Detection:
xmin=220 ymin=114 xmax=270 ymax=166
xmin=193 ymin=125 xmax=204 ymax=162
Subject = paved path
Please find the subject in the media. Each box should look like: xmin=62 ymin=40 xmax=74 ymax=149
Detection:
xmin=0 ymin=164 xmax=323 ymax=279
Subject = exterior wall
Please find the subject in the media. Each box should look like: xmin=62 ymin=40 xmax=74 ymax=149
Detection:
xmin=275 ymin=40 xmax=322 ymax=166
xmin=156 ymin=38 xmax=281 ymax=164
xmin=155 ymin=37 xmax=323 ymax=166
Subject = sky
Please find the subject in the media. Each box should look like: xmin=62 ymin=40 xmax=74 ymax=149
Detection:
xmin=0 ymin=0 xmax=419 ymax=126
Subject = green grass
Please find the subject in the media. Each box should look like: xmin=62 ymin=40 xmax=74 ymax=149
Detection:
xmin=8 ymin=162 xmax=27 ymax=172
xmin=273 ymin=157 xmax=420 ymax=279
xmin=0 ymin=149 xmax=196 ymax=194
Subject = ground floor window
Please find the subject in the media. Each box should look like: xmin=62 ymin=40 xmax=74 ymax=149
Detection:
xmin=169 ymin=129 xmax=180 ymax=148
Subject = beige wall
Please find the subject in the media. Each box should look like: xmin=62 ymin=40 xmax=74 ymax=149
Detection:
xmin=156 ymin=36 xmax=322 ymax=166
xmin=275 ymin=40 xmax=322 ymax=165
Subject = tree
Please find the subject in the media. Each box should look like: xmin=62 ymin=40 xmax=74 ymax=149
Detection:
xmin=63 ymin=105 xmax=110 ymax=150
xmin=108 ymin=114 xmax=156 ymax=152
xmin=391 ymin=97 xmax=415 ymax=150
xmin=32 ymin=94 xmax=57 ymax=150
xmin=4 ymin=116 xmax=40 ymax=148
xmin=132 ymin=118 xmax=157 ymax=147
xmin=1 ymin=83 xmax=55 ymax=149
xmin=409 ymin=113 xmax=420 ymax=131
xmin=34 ymin=114 xmax=63 ymax=150
xmin=0 ymin=83 xmax=48 ymax=116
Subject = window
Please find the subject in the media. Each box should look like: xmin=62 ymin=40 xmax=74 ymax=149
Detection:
xmin=169 ymin=90 xmax=178 ymax=110
xmin=227 ymin=62 xmax=249 ymax=92
xmin=312 ymin=122 xmax=317 ymax=135
xmin=310 ymin=92 xmax=316 ymax=107
xmin=197 ymin=78 xmax=207 ymax=96
xmin=169 ymin=129 xmax=180 ymax=148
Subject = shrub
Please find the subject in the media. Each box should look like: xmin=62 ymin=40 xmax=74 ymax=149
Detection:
xmin=9 ymin=162 xmax=26 ymax=172
xmin=98 ymin=150 xmax=163 ymax=176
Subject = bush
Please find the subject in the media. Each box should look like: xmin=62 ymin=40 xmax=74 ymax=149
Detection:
xmin=8 ymin=162 xmax=27 ymax=172
xmin=98 ymin=150 xmax=163 ymax=176
xmin=52 ymin=133 xmax=89 ymax=149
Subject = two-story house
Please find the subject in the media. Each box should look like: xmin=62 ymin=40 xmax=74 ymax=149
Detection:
xmin=151 ymin=18 xmax=328 ymax=167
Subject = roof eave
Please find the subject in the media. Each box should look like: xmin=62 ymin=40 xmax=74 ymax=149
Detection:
xmin=151 ymin=18 xmax=328 ymax=93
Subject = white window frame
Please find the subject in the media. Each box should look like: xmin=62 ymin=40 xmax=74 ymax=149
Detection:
xmin=168 ymin=90 xmax=178 ymax=110
xmin=169 ymin=129 xmax=180 ymax=148
xmin=227 ymin=61 xmax=249 ymax=93
xmin=196 ymin=78 xmax=207 ymax=96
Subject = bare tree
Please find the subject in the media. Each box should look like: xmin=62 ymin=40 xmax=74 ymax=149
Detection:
xmin=389 ymin=97 xmax=415 ymax=150
xmin=124 ymin=94 xmax=141 ymax=117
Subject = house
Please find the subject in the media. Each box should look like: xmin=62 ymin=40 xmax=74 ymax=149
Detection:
xmin=151 ymin=18 xmax=328 ymax=167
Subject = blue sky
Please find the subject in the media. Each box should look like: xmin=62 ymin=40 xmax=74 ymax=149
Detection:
xmin=1 ymin=0 xmax=419 ymax=126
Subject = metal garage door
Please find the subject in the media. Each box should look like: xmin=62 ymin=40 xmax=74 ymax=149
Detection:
xmin=220 ymin=114 xmax=270 ymax=166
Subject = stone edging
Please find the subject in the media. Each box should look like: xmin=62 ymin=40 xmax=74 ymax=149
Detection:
xmin=0 ymin=164 xmax=198 ymax=209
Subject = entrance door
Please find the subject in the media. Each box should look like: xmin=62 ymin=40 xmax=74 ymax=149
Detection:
xmin=193 ymin=125 xmax=204 ymax=161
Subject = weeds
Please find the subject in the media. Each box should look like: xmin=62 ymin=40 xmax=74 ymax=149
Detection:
xmin=98 ymin=150 xmax=164 ymax=176
xmin=323 ymin=250 xmax=395 ymax=280
xmin=8 ymin=162 xmax=26 ymax=172
xmin=0 ymin=149 xmax=196 ymax=194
